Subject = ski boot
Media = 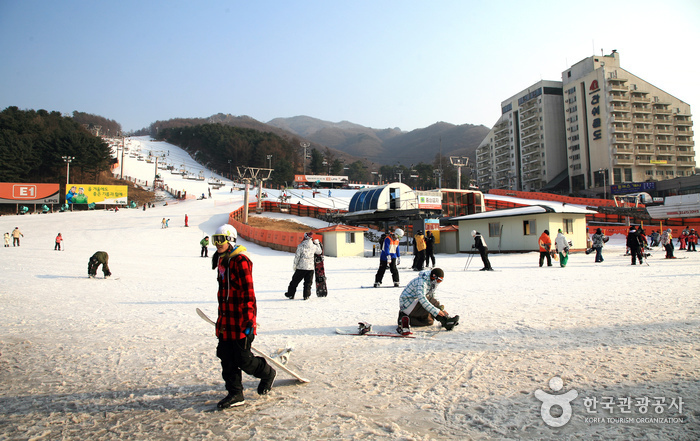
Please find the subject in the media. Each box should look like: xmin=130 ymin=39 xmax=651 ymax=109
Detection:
xmin=396 ymin=315 xmax=412 ymax=335
xmin=358 ymin=322 xmax=372 ymax=335
xmin=436 ymin=314 xmax=460 ymax=331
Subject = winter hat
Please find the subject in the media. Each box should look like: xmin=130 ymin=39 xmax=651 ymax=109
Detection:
xmin=471 ymin=230 xmax=476 ymax=237
xmin=305 ymin=232 xmax=314 ymax=239
xmin=430 ymin=268 xmax=444 ymax=280
xmin=596 ymin=228 xmax=602 ymax=234
xmin=394 ymin=228 xmax=404 ymax=238
xmin=544 ymin=230 xmax=549 ymax=235
xmin=558 ymin=229 xmax=562 ymax=233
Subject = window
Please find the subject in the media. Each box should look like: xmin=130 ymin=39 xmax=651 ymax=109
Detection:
xmin=523 ymin=220 xmax=536 ymax=236
xmin=563 ymin=218 xmax=573 ymax=234
xmin=488 ymin=222 xmax=501 ymax=237
xmin=346 ymin=232 xmax=355 ymax=244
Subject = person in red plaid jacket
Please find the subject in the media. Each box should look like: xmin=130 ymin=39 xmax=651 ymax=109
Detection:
xmin=211 ymin=224 xmax=276 ymax=409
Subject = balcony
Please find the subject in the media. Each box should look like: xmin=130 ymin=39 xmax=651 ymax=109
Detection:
xmin=611 ymin=125 xmax=631 ymax=133
xmin=613 ymin=158 xmax=634 ymax=165
xmin=613 ymin=136 xmax=633 ymax=144
xmin=674 ymin=118 xmax=693 ymax=126
xmin=631 ymin=96 xmax=651 ymax=103
xmin=521 ymin=118 xmax=538 ymax=130
xmin=611 ymin=104 xmax=631 ymax=112
xmin=635 ymin=159 xmax=653 ymax=166
xmin=676 ymin=148 xmax=695 ymax=156
xmin=632 ymin=115 xmax=652 ymax=123
xmin=631 ymin=106 xmax=651 ymax=114
xmin=676 ymin=129 xmax=694 ymax=137
xmin=609 ymin=83 xmax=628 ymax=92
xmin=656 ymin=137 xmax=675 ymax=145
xmin=610 ymin=115 xmax=631 ymax=123
xmin=609 ymin=93 xmax=628 ymax=103
xmin=613 ymin=146 xmax=634 ymax=154
xmin=653 ymin=107 xmax=672 ymax=115
xmin=676 ymin=138 xmax=694 ymax=147
xmin=654 ymin=128 xmax=674 ymax=135
xmin=633 ymin=127 xmax=653 ymax=135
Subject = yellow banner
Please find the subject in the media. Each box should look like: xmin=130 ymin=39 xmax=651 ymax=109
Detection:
xmin=66 ymin=185 xmax=128 ymax=205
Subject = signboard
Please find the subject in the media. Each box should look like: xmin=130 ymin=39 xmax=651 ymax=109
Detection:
xmin=610 ymin=181 xmax=656 ymax=195
xmin=416 ymin=191 xmax=442 ymax=210
xmin=424 ymin=219 xmax=440 ymax=243
xmin=66 ymin=184 xmax=128 ymax=205
xmin=294 ymin=175 xmax=349 ymax=184
xmin=588 ymin=79 xmax=602 ymax=141
xmin=0 ymin=183 xmax=60 ymax=204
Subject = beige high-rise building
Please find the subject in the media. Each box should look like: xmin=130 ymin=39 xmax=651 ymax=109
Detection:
xmin=477 ymin=51 xmax=695 ymax=194
xmin=563 ymin=50 xmax=694 ymax=192
xmin=476 ymin=80 xmax=567 ymax=192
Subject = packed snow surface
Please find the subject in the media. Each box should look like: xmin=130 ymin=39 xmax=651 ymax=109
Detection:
xmin=1 ymin=137 xmax=698 ymax=440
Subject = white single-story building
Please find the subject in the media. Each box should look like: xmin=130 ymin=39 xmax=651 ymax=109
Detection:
xmin=450 ymin=203 xmax=594 ymax=252
xmin=314 ymin=224 xmax=368 ymax=257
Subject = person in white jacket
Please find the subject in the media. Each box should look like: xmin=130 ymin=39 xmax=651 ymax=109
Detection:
xmin=555 ymin=229 xmax=570 ymax=267
xmin=284 ymin=232 xmax=323 ymax=300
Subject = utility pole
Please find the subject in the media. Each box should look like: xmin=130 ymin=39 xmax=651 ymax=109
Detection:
xmin=300 ymin=142 xmax=310 ymax=175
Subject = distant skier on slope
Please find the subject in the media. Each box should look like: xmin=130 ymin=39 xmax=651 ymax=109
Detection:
xmin=374 ymin=228 xmax=402 ymax=287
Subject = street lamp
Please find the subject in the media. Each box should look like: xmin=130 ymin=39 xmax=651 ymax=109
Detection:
xmin=62 ymin=156 xmax=74 ymax=207
xmin=267 ymin=155 xmax=273 ymax=169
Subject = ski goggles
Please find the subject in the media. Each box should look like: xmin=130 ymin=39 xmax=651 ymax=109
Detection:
xmin=212 ymin=235 xmax=229 ymax=245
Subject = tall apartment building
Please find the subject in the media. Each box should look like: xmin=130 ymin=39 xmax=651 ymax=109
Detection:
xmin=563 ymin=50 xmax=694 ymax=192
xmin=476 ymin=80 xmax=567 ymax=192
xmin=477 ymin=51 xmax=695 ymax=194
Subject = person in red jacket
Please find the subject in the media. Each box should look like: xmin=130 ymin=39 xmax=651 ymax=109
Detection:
xmin=211 ymin=224 xmax=276 ymax=409
xmin=538 ymin=230 xmax=552 ymax=267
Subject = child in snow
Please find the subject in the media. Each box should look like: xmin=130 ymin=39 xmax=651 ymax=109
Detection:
xmin=397 ymin=268 xmax=459 ymax=332
xmin=200 ymin=236 xmax=209 ymax=257
xmin=661 ymin=229 xmax=675 ymax=259
xmin=55 ymin=233 xmax=63 ymax=251
xmin=3 ymin=232 xmax=9 ymax=247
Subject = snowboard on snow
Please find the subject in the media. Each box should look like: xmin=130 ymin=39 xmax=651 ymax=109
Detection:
xmin=314 ymin=249 xmax=327 ymax=297
xmin=196 ymin=308 xmax=310 ymax=383
xmin=335 ymin=328 xmax=416 ymax=338
xmin=361 ymin=285 xmax=403 ymax=289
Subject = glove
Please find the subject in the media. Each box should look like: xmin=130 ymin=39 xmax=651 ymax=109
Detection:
xmin=243 ymin=321 xmax=254 ymax=336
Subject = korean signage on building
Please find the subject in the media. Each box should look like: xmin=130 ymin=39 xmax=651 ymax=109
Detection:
xmin=416 ymin=191 xmax=442 ymax=210
xmin=0 ymin=183 xmax=60 ymax=204
xmin=610 ymin=182 xmax=656 ymax=195
xmin=588 ymin=79 xmax=602 ymax=141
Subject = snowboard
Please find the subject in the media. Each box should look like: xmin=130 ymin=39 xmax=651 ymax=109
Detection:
xmin=361 ymin=285 xmax=403 ymax=289
xmin=196 ymin=308 xmax=310 ymax=383
xmin=314 ymin=250 xmax=327 ymax=297
xmin=335 ymin=328 xmax=416 ymax=338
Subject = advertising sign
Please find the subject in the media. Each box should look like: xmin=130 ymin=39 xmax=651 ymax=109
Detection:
xmin=416 ymin=191 xmax=442 ymax=210
xmin=294 ymin=175 xmax=349 ymax=184
xmin=424 ymin=218 xmax=440 ymax=243
xmin=610 ymin=182 xmax=656 ymax=195
xmin=0 ymin=183 xmax=60 ymax=204
xmin=66 ymin=184 xmax=128 ymax=205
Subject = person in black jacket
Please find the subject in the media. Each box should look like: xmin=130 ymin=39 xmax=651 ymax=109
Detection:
xmin=472 ymin=230 xmax=493 ymax=271
xmin=626 ymin=226 xmax=644 ymax=265
xmin=424 ymin=230 xmax=436 ymax=268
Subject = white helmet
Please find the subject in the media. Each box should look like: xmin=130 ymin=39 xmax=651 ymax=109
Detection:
xmin=214 ymin=224 xmax=237 ymax=243
xmin=394 ymin=228 xmax=404 ymax=238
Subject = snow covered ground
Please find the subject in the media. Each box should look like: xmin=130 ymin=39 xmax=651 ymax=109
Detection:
xmin=1 ymin=137 xmax=698 ymax=440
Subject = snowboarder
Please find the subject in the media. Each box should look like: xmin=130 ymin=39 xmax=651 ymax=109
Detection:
xmin=55 ymin=233 xmax=63 ymax=251
xmin=424 ymin=230 xmax=436 ymax=268
xmin=88 ymin=251 xmax=111 ymax=278
xmin=590 ymin=228 xmax=607 ymax=263
xmin=661 ymin=229 xmax=675 ymax=259
xmin=626 ymin=226 xmax=644 ymax=265
xmin=210 ymin=224 xmax=276 ymax=409
xmin=554 ymin=229 xmax=570 ymax=268
xmin=412 ymin=230 xmax=426 ymax=271
xmin=374 ymin=228 xmax=402 ymax=287
xmin=472 ymin=230 xmax=493 ymax=271
xmin=284 ymin=232 xmax=322 ymax=300
xmin=11 ymin=227 xmax=23 ymax=247
xmin=200 ymin=236 xmax=210 ymax=257
xmin=538 ymin=230 xmax=552 ymax=267
xmin=397 ymin=268 xmax=459 ymax=332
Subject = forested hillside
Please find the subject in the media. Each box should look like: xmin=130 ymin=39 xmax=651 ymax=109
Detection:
xmin=0 ymin=107 xmax=114 ymax=184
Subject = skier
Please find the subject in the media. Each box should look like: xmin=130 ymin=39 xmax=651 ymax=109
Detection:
xmin=185 ymin=214 xmax=189 ymax=227
xmin=660 ymin=229 xmax=675 ymax=259
xmin=11 ymin=227 xmax=23 ymax=247
xmin=284 ymin=232 xmax=322 ymax=300
xmin=412 ymin=230 xmax=426 ymax=271
xmin=424 ymin=230 xmax=436 ymax=268
xmin=554 ymin=229 xmax=570 ymax=268
xmin=590 ymin=228 xmax=607 ymax=263
xmin=374 ymin=228 xmax=402 ymax=287
xmin=88 ymin=251 xmax=111 ymax=278
xmin=397 ymin=268 xmax=459 ymax=332
xmin=626 ymin=226 xmax=644 ymax=265
xmin=687 ymin=229 xmax=697 ymax=252
xmin=55 ymin=233 xmax=63 ymax=251
xmin=471 ymin=230 xmax=493 ymax=271
xmin=200 ymin=236 xmax=210 ymax=257
xmin=210 ymin=224 xmax=276 ymax=408
xmin=4 ymin=232 xmax=10 ymax=247
xmin=538 ymin=230 xmax=552 ymax=267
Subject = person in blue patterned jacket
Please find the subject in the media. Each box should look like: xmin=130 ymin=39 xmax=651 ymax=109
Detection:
xmin=397 ymin=268 xmax=459 ymax=331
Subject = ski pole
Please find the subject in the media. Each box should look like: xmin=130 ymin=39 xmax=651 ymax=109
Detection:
xmin=464 ymin=252 xmax=474 ymax=271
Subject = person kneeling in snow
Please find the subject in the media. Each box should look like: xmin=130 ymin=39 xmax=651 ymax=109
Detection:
xmin=88 ymin=251 xmax=111 ymax=278
xmin=397 ymin=268 xmax=459 ymax=332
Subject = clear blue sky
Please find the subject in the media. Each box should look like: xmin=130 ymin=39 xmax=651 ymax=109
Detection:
xmin=1 ymin=0 xmax=699 ymax=138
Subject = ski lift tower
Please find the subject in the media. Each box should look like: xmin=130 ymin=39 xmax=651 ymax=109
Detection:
xmin=237 ymin=166 xmax=273 ymax=223
xmin=449 ymin=156 xmax=469 ymax=190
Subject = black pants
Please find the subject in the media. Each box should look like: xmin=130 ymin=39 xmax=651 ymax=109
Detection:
xmin=398 ymin=297 xmax=442 ymax=327
xmin=13 ymin=238 xmax=20 ymax=246
xmin=375 ymin=259 xmax=399 ymax=284
xmin=55 ymin=242 xmax=61 ymax=251
xmin=217 ymin=336 xmax=273 ymax=395
xmin=88 ymin=258 xmax=111 ymax=277
xmin=286 ymin=269 xmax=313 ymax=299
xmin=201 ymin=246 xmax=208 ymax=257
xmin=630 ymin=247 xmax=643 ymax=264
xmin=665 ymin=243 xmax=674 ymax=258
xmin=425 ymin=249 xmax=435 ymax=267
xmin=479 ymin=248 xmax=492 ymax=269
xmin=539 ymin=251 xmax=551 ymax=267
xmin=412 ymin=250 xmax=425 ymax=270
